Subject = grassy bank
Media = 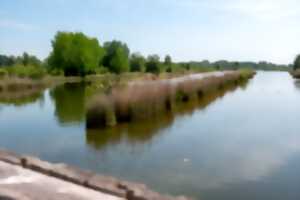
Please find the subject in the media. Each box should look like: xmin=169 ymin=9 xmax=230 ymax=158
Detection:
xmin=86 ymin=70 xmax=255 ymax=128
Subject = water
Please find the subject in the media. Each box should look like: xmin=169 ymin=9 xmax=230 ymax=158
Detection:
xmin=1 ymin=72 xmax=300 ymax=200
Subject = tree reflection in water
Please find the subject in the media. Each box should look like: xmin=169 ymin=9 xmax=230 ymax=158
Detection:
xmin=50 ymin=82 xmax=86 ymax=125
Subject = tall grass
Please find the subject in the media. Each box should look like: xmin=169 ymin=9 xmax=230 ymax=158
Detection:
xmin=86 ymin=71 xmax=255 ymax=128
xmin=290 ymin=69 xmax=300 ymax=79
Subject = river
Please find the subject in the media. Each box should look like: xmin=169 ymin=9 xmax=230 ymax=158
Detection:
xmin=1 ymin=72 xmax=300 ymax=200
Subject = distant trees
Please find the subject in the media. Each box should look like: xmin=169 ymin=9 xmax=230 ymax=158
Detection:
xmin=0 ymin=55 xmax=15 ymax=66
xmin=130 ymin=53 xmax=145 ymax=72
xmin=145 ymin=55 xmax=161 ymax=74
xmin=103 ymin=41 xmax=130 ymax=74
xmin=293 ymin=55 xmax=300 ymax=70
xmin=2 ymin=30 xmax=290 ymax=79
xmin=48 ymin=32 xmax=105 ymax=76
xmin=0 ymin=53 xmax=41 ymax=67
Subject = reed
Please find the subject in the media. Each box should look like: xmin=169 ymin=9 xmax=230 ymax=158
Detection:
xmin=290 ymin=69 xmax=300 ymax=79
xmin=86 ymin=71 xmax=255 ymax=128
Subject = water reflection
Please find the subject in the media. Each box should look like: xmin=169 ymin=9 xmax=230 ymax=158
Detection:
xmin=86 ymin=114 xmax=175 ymax=150
xmin=293 ymin=79 xmax=300 ymax=90
xmin=3 ymin=72 xmax=300 ymax=200
xmin=0 ymin=89 xmax=44 ymax=107
xmin=50 ymin=83 xmax=86 ymax=125
xmin=86 ymin=80 xmax=249 ymax=151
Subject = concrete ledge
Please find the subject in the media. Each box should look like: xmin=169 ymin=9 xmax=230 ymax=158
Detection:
xmin=0 ymin=149 xmax=192 ymax=200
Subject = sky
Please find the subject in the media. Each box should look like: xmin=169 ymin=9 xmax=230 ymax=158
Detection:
xmin=0 ymin=0 xmax=300 ymax=64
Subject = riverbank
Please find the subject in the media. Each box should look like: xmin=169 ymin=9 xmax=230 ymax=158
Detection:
xmin=0 ymin=149 xmax=190 ymax=200
xmin=86 ymin=70 xmax=255 ymax=128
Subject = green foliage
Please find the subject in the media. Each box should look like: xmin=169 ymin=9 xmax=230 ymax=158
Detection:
xmin=164 ymin=55 xmax=172 ymax=72
xmin=50 ymin=83 xmax=86 ymax=124
xmin=0 ymin=55 xmax=15 ymax=66
xmin=146 ymin=55 xmax=161 ymax=74
xmin=103 ymin=40 xmax=130 ymax=74
xmin=0 ymin=68 xmax=7 ymax=79
xmin=293 ymin=55 xmax=300 ymax=70
xmin=130 ymin=52 xmax=145 ymax=72
xmin=0 ymin=53 xmax=41 ymax=67
xmin=95 ymin=66 xmax=109 ymax=74
xmin=48 ymin=31 xmax=105 ymax=76
xmin=5 ymin=65 xmax=46 ymax=79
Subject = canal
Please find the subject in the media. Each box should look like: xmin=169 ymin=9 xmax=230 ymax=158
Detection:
xmin=1 ymin=72 xmax=300 ymax=200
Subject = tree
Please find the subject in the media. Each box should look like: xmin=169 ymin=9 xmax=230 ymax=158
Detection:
xmin=22 ymin=52 xmax=30 ymax=66
xmin=0 ymin=55 xmax=15 ymax=66
xmin=21 ymin=52 xmax=41 ymax=67
xmin=294 ymin=54 xmax=300 ymax=70
xmin=48 ymin=31 xmax=105 ymax=76
xmin=103 ymin=40 xmax=130 ymax=73
xmin=164 ymin=55 xmax=172 ymax=72
xmin=145 ymin=55 xmax=161 ymax=74
xmin=130 ymin=52 xmax=145 ymax=72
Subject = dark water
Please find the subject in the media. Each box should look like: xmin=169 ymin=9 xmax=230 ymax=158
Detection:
xmin=1 ymin=72 xmax=300 ymax=200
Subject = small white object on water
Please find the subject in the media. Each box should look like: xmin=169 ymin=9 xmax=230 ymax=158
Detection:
xmin=183 ymin=158 xmax=190 ymax=163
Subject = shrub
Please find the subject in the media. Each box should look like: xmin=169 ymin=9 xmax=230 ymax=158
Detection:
xmin=5 ymin=65 xmax=46 ymax=79
xmin=145 ymin=55 xmax=161 ymax=74
xmin=0 ymin=68 xmax=7 ymax=79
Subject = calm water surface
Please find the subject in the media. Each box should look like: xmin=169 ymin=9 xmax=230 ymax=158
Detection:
xmin=1 ymin=72 xmax=300 ymax=200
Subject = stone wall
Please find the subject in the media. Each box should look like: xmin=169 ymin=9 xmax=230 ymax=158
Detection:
xmin=0 ymin=149 xmax=192 ymax=200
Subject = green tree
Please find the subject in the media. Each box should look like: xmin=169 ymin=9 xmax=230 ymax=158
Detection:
xmin=22 ymin=52 xmax=30 ymax=66
xmin=164 ymin=55 xmax=172 ymax=72
xmin=103 ymin=40 xmax=130 ymax=73
xmin=145 ymin=54 xmax=161 ymax=74
xmin=48 ymin=31 xmax=105 ymax=76
xmin=0 ymin=55 xmax=15 ymax=66
xmin=21 ymin=52 xmax=41 ymax=67
xmin=294 ymin=54 xmax=300 ymax=70
xmin=130 ymin=52 xmax=145 ymax=72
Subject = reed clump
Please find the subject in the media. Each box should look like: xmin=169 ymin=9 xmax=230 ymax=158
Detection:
xmin=0 ymin=77 xmax=46 ymax=92
xmin=290 ymin=69 xmax=300 ymax=79
xmin=86 ymin=71 xmax=255 ymax=128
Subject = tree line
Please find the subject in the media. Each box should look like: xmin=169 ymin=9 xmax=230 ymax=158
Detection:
xmin=0 ymin=31 xmax=291 ymax=77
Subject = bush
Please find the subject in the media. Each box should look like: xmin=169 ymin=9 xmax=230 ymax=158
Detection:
xmin=95 ymin=66 xmax=109 ymax=74
xmin=145 ymin=55 xmax=161 ymax=74
xmin=0 ymin=68 xmax=7 ymax=79
xmin=130 ymin=53 xmax=145 ymax=72
xmin=5 ymin=65 xmax=46 ymax=79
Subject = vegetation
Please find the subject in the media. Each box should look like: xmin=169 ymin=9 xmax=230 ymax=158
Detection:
xmin=102 ymin=40 xmax=130 ymax=74
xmin=145 ymin=55 xmax=161 ymax=74
xmin=86 ymin=70 xmax=255 ymax=128
xmin=130 ymin=53 xmax=145 ymax=72
xmin=0 ymin=30 xmax=291 ymax=83
xmin=48 ymin=32 xmax=105 ymax=76
xmin=290 ymin=55 xmax=300 ymax=78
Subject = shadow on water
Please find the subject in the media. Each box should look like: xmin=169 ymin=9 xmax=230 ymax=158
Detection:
xmin=50 ymin=82 xmax=86 ymax=125
xmin=86 ymin=113 xmax=175 ymax=150
xmin=293 ymin=79 xmax=300 ymax=91
xmin=0 ymin=89 xmax=44 ymax=107
xmin=86 ymin=79 xmax=250 ymax=151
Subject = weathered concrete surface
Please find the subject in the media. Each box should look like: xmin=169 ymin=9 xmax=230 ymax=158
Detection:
xmin=0 ymin=161 xmax=124 ymax=200
xmin=0 ymin=149 xmax=192 ymax=200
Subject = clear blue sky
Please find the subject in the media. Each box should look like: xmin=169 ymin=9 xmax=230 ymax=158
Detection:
xmin=0 ymin=0 xmax=299 ymax=64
